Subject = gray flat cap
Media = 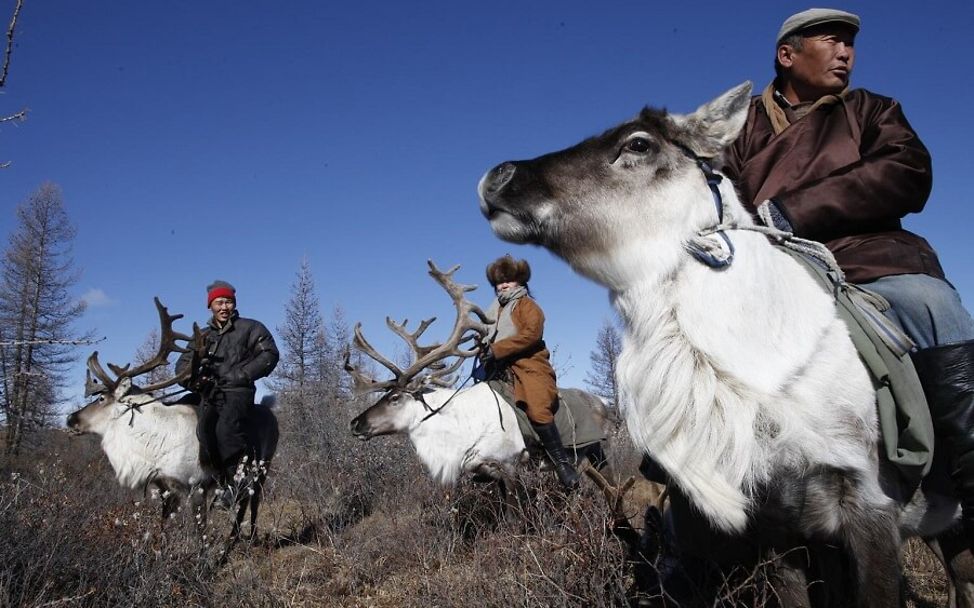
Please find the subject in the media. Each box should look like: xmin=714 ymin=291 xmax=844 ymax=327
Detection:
xmin=777 ymin=8 xmax=860 ymax=45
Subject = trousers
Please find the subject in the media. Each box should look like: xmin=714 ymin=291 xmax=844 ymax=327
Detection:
xmin=860 ymin=273 xmax=974 ymax=349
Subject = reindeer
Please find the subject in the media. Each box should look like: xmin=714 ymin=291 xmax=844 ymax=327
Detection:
xmin=348 ymin=260 xmax=609 ymax=499
xmin=478 ymin=82 xmax=972 ymax=606
xmin=66 ymin=298 xmax=279 ymax=542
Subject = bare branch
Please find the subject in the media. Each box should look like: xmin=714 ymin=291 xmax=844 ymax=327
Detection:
xmin=0 ymin=336 xmax=103 ymax=347
xmin=0 ymin=109 xmax=26 ymax=124
xmin=0 ymin=0 xmax=23 ymax=88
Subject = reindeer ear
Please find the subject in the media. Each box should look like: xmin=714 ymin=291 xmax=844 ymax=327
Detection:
xmin=115 ymin=377 xmax=133 ymax=399
xmin=670 ymin=81 xmax=752 ymax=158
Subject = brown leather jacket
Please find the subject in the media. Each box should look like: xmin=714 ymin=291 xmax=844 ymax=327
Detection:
xmin=489 ymin=296 xmax=558 ymax=424
xmin=722 ymin=88 xmax=944 ymax=284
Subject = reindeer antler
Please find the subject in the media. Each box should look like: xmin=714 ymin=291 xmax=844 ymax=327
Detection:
xmin=85 ymin=298 xmax=203 ymax=396
xmin=346 ymin=260 xmax=491 ymax=394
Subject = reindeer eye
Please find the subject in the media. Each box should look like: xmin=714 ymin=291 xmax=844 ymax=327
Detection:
xmin=625 ymin=137 xmax=653 ymax=153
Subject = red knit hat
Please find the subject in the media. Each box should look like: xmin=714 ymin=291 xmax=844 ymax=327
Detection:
xmin=206 ymin=280 xmax=236 ymax=307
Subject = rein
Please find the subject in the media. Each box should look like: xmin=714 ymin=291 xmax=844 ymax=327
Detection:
xmin=418 ymin=371 xmax=475 ymax=423
xmin=116 ymin=387 xmax=192 ymax=426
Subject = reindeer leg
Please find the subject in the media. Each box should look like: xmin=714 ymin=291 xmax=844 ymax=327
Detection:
xmin=768 ymin=545 xmax=814 ymax=608
xmin=153 ymin=479 xmax=179 ymax=527
xmin=929 ymin=528 xmax=974 ymax=608
xmin=247 ymin=477 xmax=263 ymax=542
xmin=802 ymin=469 xmax=902 ymax=608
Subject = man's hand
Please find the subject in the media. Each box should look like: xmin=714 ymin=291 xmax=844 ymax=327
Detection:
xmin=478 ymin=346 xmax=495 ymax=365
xmin=221 ymin=367 xmax=251 ymax=387
xmin=189 ymin=374 xmax=214 ymax=395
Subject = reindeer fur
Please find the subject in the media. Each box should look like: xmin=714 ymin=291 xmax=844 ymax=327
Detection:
xmin=68 ymin=380 xmax=209 ymax=492
xmin=477 ymin=82 xmax=957 ymax=605
xmin=351 ymin=382 xmax=529 ymax=484
xmin=68 ymin=378 xmax=277 ymax=540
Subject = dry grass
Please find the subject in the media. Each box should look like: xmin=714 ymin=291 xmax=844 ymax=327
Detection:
xmin=0 ymin=424 xmax=958 ymax=607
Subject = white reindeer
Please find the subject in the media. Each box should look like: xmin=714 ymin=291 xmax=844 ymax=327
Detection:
xmin=477 ymin=82 xmax=966 ymax=606
xmin=348 ymin=261 xmax=608 ymax=493
xmin=66 ymin=298 xmax=278 ymax=540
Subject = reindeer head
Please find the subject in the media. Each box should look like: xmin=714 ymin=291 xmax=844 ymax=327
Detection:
xmin=348 ymin=260 xmax=490 ymax=440
xmin=478 ymin=82 xmax=752 ymax=288
xmin=66 ymin=298 xmax=202 ymax=436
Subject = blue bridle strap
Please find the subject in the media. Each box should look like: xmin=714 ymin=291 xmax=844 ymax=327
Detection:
xmin=678 ymin=146 xmax=735 ymax=269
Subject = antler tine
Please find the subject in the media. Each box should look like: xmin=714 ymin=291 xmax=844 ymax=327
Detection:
xmin=85 ymin=351 xmax=115 ymax=396
xmin=352 ymin=322 xmax=405 ymax=379
xmin=347 ymin=261 xmax=491 ymax=393
xmin=427 ymin=260 xmax=492 ymax=334
xmin=112 ymin=297 xmax=193 ymax=382
xmin=395 ymin=261 xmax=492 ymax=388
xmin=342 ymin=347 xmax=400 ymax=395
xmin=386 ymin=316 xmax=440 ymax=361
xmin=139 ymin=322 xmax=204 ymax=393
xmin=423 ymin=355 xmax=467 ymax=388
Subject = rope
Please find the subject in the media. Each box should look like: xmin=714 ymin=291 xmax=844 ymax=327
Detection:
xmin=697 ymin=201 xmax=845 ymax=283
xmin=419 ymin=371 xmax=475 ymax=423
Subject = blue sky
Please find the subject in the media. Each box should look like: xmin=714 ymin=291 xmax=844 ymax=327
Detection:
xmin=2 ymin=0 xmax=972 ymax=407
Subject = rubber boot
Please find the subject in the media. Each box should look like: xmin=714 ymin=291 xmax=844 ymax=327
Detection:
xmin=533 ymin=422 xmax=580 ymax=489
xmin=911 ymin=340 xmax=974 ymax=546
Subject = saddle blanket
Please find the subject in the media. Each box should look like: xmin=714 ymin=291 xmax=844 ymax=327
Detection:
xmin=486 ymin=379 xmax=606 ymax=453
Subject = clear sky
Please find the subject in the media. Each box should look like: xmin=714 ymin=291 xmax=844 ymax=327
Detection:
xmin=2 ymin=0 xmax=972 ymax=407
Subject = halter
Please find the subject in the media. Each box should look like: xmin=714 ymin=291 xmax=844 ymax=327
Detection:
xmin=675 ymin=148 xmax=916 ymax=356
xmin=413 ymin=370 xmax=475 ymax=423
xmin=678 ymin=146 xmax=737 ymax=269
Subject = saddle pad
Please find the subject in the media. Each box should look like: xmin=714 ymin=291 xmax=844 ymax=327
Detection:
xmin=486 ymin=380 xmax=606 ymax=452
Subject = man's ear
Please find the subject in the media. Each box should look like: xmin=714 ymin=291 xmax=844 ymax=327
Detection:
xmin=777 ymin=45 xmax=795 ymax=69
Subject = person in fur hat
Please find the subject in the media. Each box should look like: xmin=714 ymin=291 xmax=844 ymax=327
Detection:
xmin=175 ymin=280 xmax=279 ymax=504
xmin=482 ymin=255 xmax=579 ymax=489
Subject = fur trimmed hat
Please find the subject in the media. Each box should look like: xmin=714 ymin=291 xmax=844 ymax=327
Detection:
xmin=206 ymin=280 xmax=236 ymax=307
xmin=485 ymin=255 xmax=531 ymax=286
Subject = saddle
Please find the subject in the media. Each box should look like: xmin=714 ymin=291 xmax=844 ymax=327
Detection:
xmin=779 ymin=245 xmax=934 ymax=496
xmin=485 ymin=379 xmax=606 ymax=454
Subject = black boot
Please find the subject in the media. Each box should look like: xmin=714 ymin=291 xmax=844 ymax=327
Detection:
xmin=912 ymin=340 xmax=974 ymax=545
xmin=533 ymin=422 xmax=580 ymax=489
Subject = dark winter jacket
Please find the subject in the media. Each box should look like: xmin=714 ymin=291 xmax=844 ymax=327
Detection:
xmin=176 ymin=311 xmax=279 ymax=394
xmin=722 ymin=88 xmax=944 ymax=284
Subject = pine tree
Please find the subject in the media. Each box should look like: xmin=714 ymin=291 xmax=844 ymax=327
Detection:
xmin=0 ymin=183 xmax=90 ymax=453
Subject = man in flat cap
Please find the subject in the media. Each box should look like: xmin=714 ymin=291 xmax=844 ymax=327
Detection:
xmin=723 ymin=9 xmax=974 ymax=546
xmin=176 ymin=280 xmax=279 ymax=503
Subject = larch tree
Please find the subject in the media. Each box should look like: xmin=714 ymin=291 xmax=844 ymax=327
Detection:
xmin=275 ymin=257 xmax=325 ymax=392
xmin=273 ymin=258 xmax=329 ymax=452
xmin=584 ymin=317 xmax=623 ymax=409
xmin=0 ymin=183 xmax=90 ymax=454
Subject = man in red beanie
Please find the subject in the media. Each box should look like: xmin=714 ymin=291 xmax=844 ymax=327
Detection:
xmin=176 ymin=280 xmax=279 ymax=502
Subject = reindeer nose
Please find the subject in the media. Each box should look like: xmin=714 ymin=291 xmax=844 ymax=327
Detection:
xmin=481 ymin=162 xmax=517 ymax=202
xmin=66 ymin=412 xmax=79 ymax=428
